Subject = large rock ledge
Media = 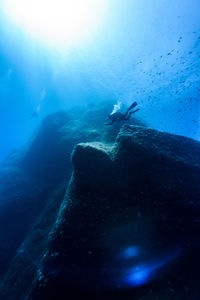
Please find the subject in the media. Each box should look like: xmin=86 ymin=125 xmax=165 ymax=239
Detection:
xmin=0 ymin=104 xmax=146 ymax=300
xmin=30 ymin=125 xmax=200 ymax=300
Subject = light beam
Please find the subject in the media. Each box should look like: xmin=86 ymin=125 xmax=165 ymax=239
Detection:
xmin=2 ymin=0 xmax=108 ymax=49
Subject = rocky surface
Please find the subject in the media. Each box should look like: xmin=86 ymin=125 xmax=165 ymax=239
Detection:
xmin=0 ymin=102 xmax=144 ymax=299
xmin=29 ymin=125 xmax=200 ymax=300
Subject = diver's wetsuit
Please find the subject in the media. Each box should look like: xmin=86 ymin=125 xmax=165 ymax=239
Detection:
xmin=105 ymin=101 xmax=140 ymax=125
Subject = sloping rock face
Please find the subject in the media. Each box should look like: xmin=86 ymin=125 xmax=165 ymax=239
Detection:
xmin=0 ymin=111 xmax=72 ymax=284
xmin=0 ymin=103 xmax=144 ymax=298
xmin=30 ymin=125 xmax=200 ymax=300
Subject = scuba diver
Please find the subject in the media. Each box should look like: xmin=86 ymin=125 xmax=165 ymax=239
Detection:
xmin=105 ymin=101 xmax=140 ymax=125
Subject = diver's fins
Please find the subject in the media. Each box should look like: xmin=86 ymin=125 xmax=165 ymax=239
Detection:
xmin=127 ymin=101 xmax=137 ymax=112
xmin=130 ymin=108 xmax=140 ymax=115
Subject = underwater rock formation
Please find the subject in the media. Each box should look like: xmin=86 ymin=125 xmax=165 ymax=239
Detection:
xmin=29 ymin=125 xmax=200 ymax=300
xmin=0 ymin=103 xmax=144 ymax=298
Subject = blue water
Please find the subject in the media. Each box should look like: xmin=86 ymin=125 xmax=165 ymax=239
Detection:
xmin=0 ymin=0 xmax=200 ymax=162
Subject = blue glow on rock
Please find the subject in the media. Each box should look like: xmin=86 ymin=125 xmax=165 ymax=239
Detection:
xmin=122 ymin=251 xmax=180 ymax=287
xmin=122 ymin=246 xmax=139 ymax=259
xmin=125 ymin=265 xmax=152 ymax=286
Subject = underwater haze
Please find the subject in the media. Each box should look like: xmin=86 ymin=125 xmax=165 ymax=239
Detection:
xmin=0 ymin=0 xmax=200 ymax=162
xmin=0 ymin=1 xmax=200 ymax=299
